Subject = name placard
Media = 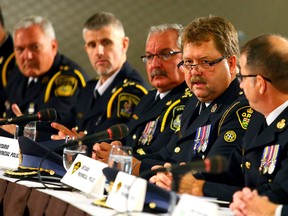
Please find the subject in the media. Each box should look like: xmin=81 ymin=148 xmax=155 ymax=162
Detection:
xmin=0 ymin=136 xmax=20 ymax=169
xmin=105 ymin=171 xmax=147 ymax=212
xmin=61 ymin=154 xmax=108 ymax=198
xmin=172 ymin=194 xmax=219 ymax=216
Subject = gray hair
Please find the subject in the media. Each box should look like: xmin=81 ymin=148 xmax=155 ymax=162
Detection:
xmin=13 ymin=15 xmax=56 ymax=40
xmin=83 ymin=11 xmax=125 ymax=38
xmin=146 ymin=24 xmax=184 ymax=49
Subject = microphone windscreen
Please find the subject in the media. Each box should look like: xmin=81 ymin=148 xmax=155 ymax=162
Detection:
xmin=108 ymin=124 xmax=129 ymax=139
xmin=40 ymin=108 xmax=57 ymax=121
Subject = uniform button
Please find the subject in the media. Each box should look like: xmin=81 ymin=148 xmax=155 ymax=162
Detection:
xmin=268 ymin=179 xmax=272 ymax=183
xmin=240 ymin=164 xmax=243 ymax=168
xmin=202 ymin=155 xmax=205 ymax=160
xmin=245 ymin=161 xmax=251 ymax=169
xmin=174 ymin=147 xmax=181 ymax=153
xmin=132 ymin=134 xmax=137 ymax=140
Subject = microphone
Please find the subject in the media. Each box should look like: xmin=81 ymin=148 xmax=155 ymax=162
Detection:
xmin=0 ymin=108 xmax=57 ymax=126
xmin=63 ymin=124 xmax=129 ymax=147
xmin=169 ymin=156 xmax=227 ymax=192
xmin=148 ymin=156 xmax=227 ymax=176
xmin=169 ymin=155 xmax=227 ymax=175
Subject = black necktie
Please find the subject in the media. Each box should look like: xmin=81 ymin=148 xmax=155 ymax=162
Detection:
xmin=155 ymin=94 xmax=161 ymax=102
xmin=199 ymin=102 xmax=206 ymax=115
xmin=94 ymin=90 xmax=100 ymax=99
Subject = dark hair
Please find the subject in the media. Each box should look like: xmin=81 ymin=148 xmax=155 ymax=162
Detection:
xmin=182 ymin=15 xmax=240 ymax=61
xmin=83 ymin=11 xmax=125 ymax=38
xmin=241 ymin=34 xmax=288 ymax=93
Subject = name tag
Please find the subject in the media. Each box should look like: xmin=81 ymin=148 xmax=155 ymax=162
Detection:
xmin=0 ymin=136 xmax=20 ymax=169
xmin=61 ymin=154 xmax=107 ymax=198
xmin=172 ymin=194 xmax=219 ymax=216
xmin=106 ymin=171 xmax=147 ymax=212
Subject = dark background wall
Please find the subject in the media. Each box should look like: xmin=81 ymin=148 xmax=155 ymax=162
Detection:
xmin=1 ymin=0 xmax=287 ymax=84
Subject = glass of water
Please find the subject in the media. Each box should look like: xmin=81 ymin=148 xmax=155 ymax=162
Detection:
xmin=23 ymin=121 xmax=37 ymax=141
xmin=107 ymin=145 xmax=133 ymax=174
xmin=63 ymin=144 xmax=87 ymax=171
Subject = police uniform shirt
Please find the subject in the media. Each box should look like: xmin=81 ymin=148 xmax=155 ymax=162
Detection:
xmin=4 ymin=52 xmax=89 ymax=141
xmin=93 ymin=68 xmax=120 ymax=97
xmin=203 ymin=105 xmax=288 ymax=204
xmin=74 ymin=61 xmax=149 ymax=135
xmin=126 ymin=81 xmax=192 ymax=155
xmin=139 ymin=79 xmax=253 ymax=173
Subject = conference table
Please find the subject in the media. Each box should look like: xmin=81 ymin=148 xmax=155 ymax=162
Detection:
xmin=0 ymin=169 xmax=164 ymax=216
xmin=0 ymin=169 xmax=233 ymax=216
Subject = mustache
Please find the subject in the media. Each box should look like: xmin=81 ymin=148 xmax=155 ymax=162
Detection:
xmin=151 ymin=69 xmax=167 ymax=77
xmin=190 ymin=76 xmax=206 ymax=84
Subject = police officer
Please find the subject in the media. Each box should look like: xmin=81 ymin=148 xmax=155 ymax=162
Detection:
xmin=92 ymin=24 xmax=191 ymax=162
xmin=126 ymin=24 xmax=192 ymax=156
xmin=0 ymin=6 xmax=15 ymax=116
xmin=148 ymin=16 xmax=252 ymax=184
xmin=177 ymin=34 xmax=288 ymax=204
xmin=51 ymin=12 xmax=148 ymax=141
xmin=1 ymin=15 xmax=89 ymax=141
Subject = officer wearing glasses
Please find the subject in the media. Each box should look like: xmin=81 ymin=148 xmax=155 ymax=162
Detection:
xmin=146 ymin=16 xmax=253 ymax=183
xmin=92 ymin=24 xmax=192 ymax=164
xmin=199 ymin=34 xmax=288 ymax=205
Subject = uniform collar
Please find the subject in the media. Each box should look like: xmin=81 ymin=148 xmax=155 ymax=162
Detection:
xmin=266 ymin=100 xmax=288 ymax=126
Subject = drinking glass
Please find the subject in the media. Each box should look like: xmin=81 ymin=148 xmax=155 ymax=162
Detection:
xmin=107 ymin=146 xmax=133 ymax=174
xmin=23 ymin=121 xmax=37 ymax=141
xmin=63 ymin=144 xmax=87 ymax=171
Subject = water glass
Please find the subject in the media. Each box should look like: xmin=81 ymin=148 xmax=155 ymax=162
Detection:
xmin=63 ymin=144 xmax=87 ymax=171
xmin=23 ymin=121 xmax=37 ymax=141
xmin=108 ymin=146 xmax=133 ymax=174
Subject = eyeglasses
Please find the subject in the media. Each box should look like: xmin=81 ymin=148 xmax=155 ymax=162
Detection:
xmin=141 ymin=50 xmax=182 ymax=63
xmin=177 ymin=56 xmax=228 ymax=73
xmin=236 ymin=73 xmax=272 ymax=83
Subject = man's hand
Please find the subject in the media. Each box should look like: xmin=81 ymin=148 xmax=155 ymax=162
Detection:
xmin=149 ymin=163 xmax=173 ymax=191
xmin=178 ymin=172 xmax=205 ymax=196
xmin=229 ymin=187 xmax=277 ymax=216
xmin=50 ymin=122 xmax=85 ymax=140
xmin=0 ymin=103 xmax=23 ymax=135
xmin=92 ymin=141 xmax=122 ymax=163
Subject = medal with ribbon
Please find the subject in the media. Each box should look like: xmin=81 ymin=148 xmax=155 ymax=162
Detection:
xmin=259 ymin=144 xmax=280 ymax=175
xmin=138 ymin=118 xmax=159 ymax=146
xmin=194 ymin=125 xmax=212 ymax=153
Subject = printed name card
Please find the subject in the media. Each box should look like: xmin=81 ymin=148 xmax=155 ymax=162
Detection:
xmin=0 ymin=136 xmax=20 ymax=169
xmin=105 ymin=171 xmax=147 ymax=212
xmin=61 ymin=154 xmax=108 ymax=197
xmin=172 ymin=194 xmax=219 ymax=216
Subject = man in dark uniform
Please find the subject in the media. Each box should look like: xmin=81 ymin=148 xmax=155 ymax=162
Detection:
xmin=51 ymin=12 xmax=148 ymax=140
xmin=177 ymin=34 xmax=288 ymax=204
xmin=91 ymin=24 xmax=192 ymax=162
xmin=1 ymin=15 xmax=88 ymax=141
xmin=145 ymin=16 xmax=252 ymax=183
xmin=0 ymin=6 xmax=15 ymax=115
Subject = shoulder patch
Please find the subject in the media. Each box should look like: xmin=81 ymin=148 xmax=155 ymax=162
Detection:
xmin=117 ymin=93 xmax=140 ymax=118
xmin=236 ymin=106 xmax=254 ymax=130
xmin=161 ymin=99 xmax=184 ymax=132
xmin=170 ymin=105 xmax=184 ymax=131
xmin=54 ymin=75 xmax=78 ymax=97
